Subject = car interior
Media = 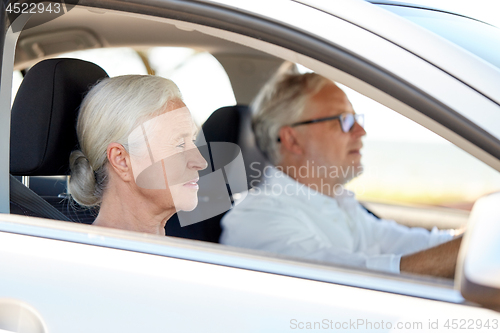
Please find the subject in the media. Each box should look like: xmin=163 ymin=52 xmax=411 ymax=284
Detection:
xmin=9 ymin=6 xmax=285 ymax=243
xmin=7 ymin=4 xmax=499 ymax=259
xmin=9 ymin=55 xmax=272 ymax=242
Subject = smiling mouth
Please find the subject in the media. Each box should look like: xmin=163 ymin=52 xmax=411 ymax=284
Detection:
xmin=183 ymin=178 xmax=199 ymax=189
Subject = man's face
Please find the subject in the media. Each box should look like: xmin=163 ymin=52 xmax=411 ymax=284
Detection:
xmin=294 ymin=82 xmax=366 ymax=187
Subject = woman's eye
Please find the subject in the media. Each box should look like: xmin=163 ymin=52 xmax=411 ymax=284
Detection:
xmin=175 ymin=138 xmax=196 ymax=149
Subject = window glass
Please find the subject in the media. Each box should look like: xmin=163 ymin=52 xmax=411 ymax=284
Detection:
xmin=7 ymin=9 xmax=489 ymax=284
xmin=296 ymin=65 xmax=500 ymax=228
xmin=11 ymin=70 xmax=23 ymax=105
xmin=148 ymin=47 xmax=236 ymax=126
xmin=341 ymin=84 xmax=500 ymax=214
xmin=58 ymin=47 xmax=148 ymax=76
xmin=58 ymin=47 xmax=236 ymax=126
xmin=296 ymin=66 xmax=500 ymax=216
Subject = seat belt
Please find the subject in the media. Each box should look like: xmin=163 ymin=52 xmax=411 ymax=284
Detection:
xmin=9 ymin=174 xmax=71 ymax=221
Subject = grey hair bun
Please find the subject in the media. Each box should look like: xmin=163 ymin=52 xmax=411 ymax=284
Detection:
xmin=68 ymin=150 xmax=101 ymax=207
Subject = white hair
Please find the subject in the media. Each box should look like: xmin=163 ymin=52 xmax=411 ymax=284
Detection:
xmin=252 ymin=72 xmax=329 ymax=164
xmin=69 ymin=75 xmax=183 ymax=207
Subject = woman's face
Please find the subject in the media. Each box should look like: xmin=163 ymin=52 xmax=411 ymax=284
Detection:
xmin=128 ymin=100 xmax=208 ymax=212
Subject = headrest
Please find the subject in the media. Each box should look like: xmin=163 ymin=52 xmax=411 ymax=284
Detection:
xmin=202 ymin=105 xmax=270 ymax=188
xmin=10 ymin=58 xmax=108 ymax=176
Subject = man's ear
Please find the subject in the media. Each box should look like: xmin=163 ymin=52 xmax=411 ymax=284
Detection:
xmin=279 ymin=126 xmax=304 ymax=155
xmin=107 ymin=143 xmax=134 ymax=182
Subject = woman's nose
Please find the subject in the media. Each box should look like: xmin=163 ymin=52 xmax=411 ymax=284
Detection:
xmin=187 ymin=147 xmax=208 ymax=170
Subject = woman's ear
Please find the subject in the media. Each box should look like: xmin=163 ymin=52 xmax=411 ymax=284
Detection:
xmin=107 ymin=143 xmax=134 ymax=182
xmin=279 ymin=126 xmax=304 ymax=156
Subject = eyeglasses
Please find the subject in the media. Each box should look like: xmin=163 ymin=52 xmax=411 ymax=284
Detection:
xmin=277 ymin=113 xmax=364 ymax=142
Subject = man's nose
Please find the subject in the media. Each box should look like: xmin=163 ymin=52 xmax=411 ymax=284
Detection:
xmin=351 ymin=121 xmax=366 ymax=137
xmin=187 ymin=147 xmax=208 ymax=170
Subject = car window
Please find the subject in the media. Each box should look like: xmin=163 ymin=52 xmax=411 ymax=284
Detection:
xmin=297 ymin=66 xmax=500 ymax=230
xmin=13 ymin=47 xmax=236 ymax=127
xmin=59 ymin=47 xmax=149 ymax=76
xmin=58 ymin=47 xmax=236 ymax=126
xmin=340 ymin=84 xmax=500 ymax=229
xmin=5 ymin=2 xmax=499 ymax=286
xmin=4 ymin=3 xmax=500 ymax=324
xmin=148 ymin=47 xmax=236 ymax=125
xmin=11 ymin=70 xmax=23 ymax=105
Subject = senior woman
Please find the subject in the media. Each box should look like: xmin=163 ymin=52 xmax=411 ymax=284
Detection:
xmin=69 ymin=75 xmax=207 ymax=235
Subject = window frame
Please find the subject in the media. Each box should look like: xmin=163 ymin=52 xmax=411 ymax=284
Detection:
xmin=1 ymin=0 xmax=499 ymax=305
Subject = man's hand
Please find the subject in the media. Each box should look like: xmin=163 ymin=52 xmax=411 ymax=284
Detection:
xmin=400 ymin=236 xmax=463 ymax=278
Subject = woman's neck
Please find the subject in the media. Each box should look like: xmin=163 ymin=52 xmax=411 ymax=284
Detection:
xmin=93 ymin=183 xmax=175 ymax=236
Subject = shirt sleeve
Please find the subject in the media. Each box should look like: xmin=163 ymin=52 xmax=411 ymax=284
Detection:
xmin=360 ymin=207 xmax=455 ymax=257
xmin=221 ymin=202 xmax=404 ymax=274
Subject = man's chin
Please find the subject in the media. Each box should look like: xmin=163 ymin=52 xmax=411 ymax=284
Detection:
xmin=342 ymin=162 xmax=363 ymax=184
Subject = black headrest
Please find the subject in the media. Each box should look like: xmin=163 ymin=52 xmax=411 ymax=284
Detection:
xmin=202 ymin=105 xmax=270 ymax=187
xmin=10 ymin=58 xmax=108 ymax=176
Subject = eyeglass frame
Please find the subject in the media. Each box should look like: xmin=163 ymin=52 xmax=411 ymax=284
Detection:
xmin=277 ymin=113 xmax=364 ymax=142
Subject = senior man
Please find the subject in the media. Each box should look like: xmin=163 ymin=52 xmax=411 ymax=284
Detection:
xmin=220 ymin=72 xmax=462 ymax=277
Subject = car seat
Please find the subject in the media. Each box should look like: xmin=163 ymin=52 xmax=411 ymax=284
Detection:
xmin=10 ymin=58 xmax=109 ymax=222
